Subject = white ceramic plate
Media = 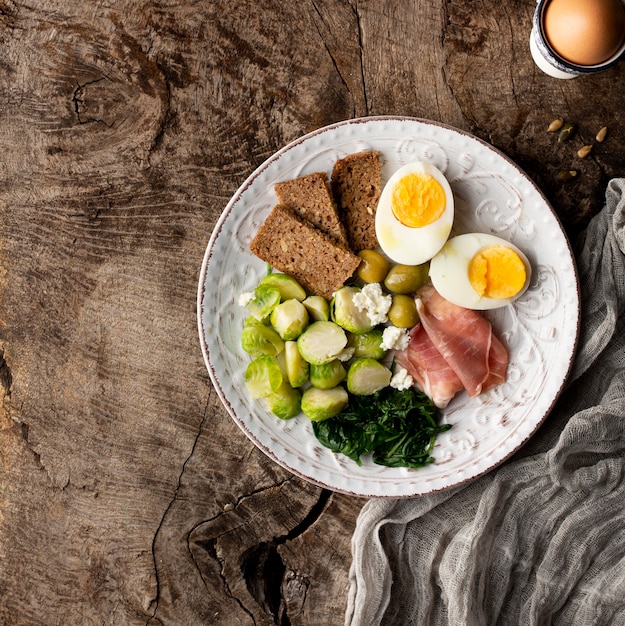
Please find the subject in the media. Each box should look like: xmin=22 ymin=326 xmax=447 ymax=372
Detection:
xmin=197 ymin=116 xmax=580 ymax=498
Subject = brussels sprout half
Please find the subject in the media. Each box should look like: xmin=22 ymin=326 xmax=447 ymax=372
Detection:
xmin=263 ymin=381 xmax=302 ymax=420
xmin=284 ymin=341 xmax=309 ymax=388
xmin=241 ymin=324 xmax=285 ymax=358
xmin=347 ymin=329 xmax=386 ymax=360
xmin=347 ymin=358 xmax=392 ymax=395
xmin=302 ymin=295 xmax=330 ymax=322
xmin=259 ymin=273 xmax=307 ymax=301
xmin=331 ymin=286 xmax=374 ymax=334
xmin=297 ymin=321 xmax=348 ymax=365
xmin=309 ymin=360 xmax=346 ymax=389
xmin=246 ymin=285 xmax=281 ymax=321
xmin=270 ymin=299 xmax=309 ymax=341
xmin=301 ymin=386 xmax=349 ymax=422
xmin=244 ymin=355 xmax=283 ymax=399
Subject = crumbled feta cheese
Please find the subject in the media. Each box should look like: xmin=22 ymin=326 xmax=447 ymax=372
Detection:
xmin=390 ymin=367 xmax=414 ymax=391
xmin=352 ymin=283 xmax=392 ymax=325
xmin=381 ymin=326 xmax=410 ymax=351
xmin=238 ymin=291 xmax=255 ymax=307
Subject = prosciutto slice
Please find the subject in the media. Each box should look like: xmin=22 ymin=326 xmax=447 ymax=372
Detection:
xmin=395 ymin=323 xmax=464 ymax=408
xmin=396 ymin=285 xmax=509 ymax=406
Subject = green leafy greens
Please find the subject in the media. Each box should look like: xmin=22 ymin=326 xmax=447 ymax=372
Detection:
xmin=312 ymin=386 xmax=451 ymax=468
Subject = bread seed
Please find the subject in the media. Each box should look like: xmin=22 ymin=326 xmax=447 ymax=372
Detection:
xmin=548 ymin=119 xmax=564 ymax=132
xmin=557 ymin=170 xmax=578 ymax=181
xmin=596 ymin=126 xmax=608 ymax=142
xmin=577 ymin=145 xmax=592 ymax=158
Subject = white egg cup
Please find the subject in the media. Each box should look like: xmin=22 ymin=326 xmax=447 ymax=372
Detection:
xmin=530 ymin=0 xmax=625 ymax=79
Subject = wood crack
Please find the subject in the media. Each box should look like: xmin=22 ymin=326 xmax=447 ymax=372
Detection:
xmin=240 ymin=489 xmax=332 ymax=625
xmin=0 ymin=346 xmax=12 ymax=400
xmin=353 ymin=3 xmax=369 ymax=113
xmin=185 ymin=479 xmax=332 ymax=624
xmin=309 ymin=0 xmax=356 ymax=118
xmin=1 ymin=347 xmax=50 ymax=476
xmin=146 ymin=389 xmax=211 ymax=622
xmin=71 ymin=77 xmax=114 ymax=127
xmin=147 ymin=59 xmax=172 ymax=157
xmin=195 ymin=537 xmax=258 ymax=625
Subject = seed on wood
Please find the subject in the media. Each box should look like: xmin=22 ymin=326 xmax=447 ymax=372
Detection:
xmin=557 ymin=170 xmax=578 ymax=181
xmin=577 ymin=145 xmax=593 ymax=158
xmin=548 ymin=119 xmax=564 ymax=132
xmin=558 ymin=123 xmax=575 ymax=142
xmin=596 ymin=126 xmax=608 ymax=142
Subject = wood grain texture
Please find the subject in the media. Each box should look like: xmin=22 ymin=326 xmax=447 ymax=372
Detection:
xmin=1 ymin=0 xmax=623 ymax=623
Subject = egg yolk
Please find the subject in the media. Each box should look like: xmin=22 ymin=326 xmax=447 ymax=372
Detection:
xmin=391 ymin=173 xmax=446 ymax=228
xmin=468 ymin=245 xmax=527 ymax=300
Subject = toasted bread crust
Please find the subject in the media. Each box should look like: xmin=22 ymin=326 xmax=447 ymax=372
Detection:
xmin=249 ymin=205 xmax=360 ymax=300
xmin=274 ymin=172 xmax=349 ymax=247
xmin=331 ymin=151 xmax=381 ymax=252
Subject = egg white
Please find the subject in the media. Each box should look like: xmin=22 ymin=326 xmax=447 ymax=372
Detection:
xmin=375 ymin=161 xmax=454 ymax=265
xmin=429 ymin=233 xmax=532 ymax=310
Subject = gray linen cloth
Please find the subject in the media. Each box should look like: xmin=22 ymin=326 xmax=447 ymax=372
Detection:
xmin=346 ymin=178 xmax=625 ymax=626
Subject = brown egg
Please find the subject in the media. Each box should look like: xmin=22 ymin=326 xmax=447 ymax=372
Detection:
xmin=544 ymin=0 xmax=625 ymax=65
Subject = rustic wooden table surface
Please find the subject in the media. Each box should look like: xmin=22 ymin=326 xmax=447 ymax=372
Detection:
xmin=1 ymin=0 xmax=624 ymax=624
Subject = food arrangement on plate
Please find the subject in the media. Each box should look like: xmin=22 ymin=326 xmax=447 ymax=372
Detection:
xmin=197 ymin=116 xmax=579 ymax=497
xmin=239 ymin=150 xmax=532 ymax=469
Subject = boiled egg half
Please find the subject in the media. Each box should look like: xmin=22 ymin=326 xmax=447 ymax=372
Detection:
xmin=429 ymin=233 xmax=531 ymax=310
xmin=375 ymin=161 xmax=454 ymax=265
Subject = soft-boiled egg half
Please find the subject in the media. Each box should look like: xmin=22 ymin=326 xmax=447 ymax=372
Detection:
xmin=375 ymin=161 xmax=454 ymax=265
xmin=429 ymin=233 xmax=531 ymax=310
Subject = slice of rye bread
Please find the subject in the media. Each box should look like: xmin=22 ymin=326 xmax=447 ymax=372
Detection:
xmin=331 ymin=151 xmax=382 ymax=252
xmin=249 ymin=204 xmax=361 ymax=300
xmin=274 ymin=172 xmax=349 ymax=248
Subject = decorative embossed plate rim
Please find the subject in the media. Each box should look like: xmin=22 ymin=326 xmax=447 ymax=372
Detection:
xmin=197 ymin=116 xmax=580 ymax=498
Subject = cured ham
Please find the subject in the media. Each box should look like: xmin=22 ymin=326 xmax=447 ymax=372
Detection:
xmin=396 ymin=285 xmax=509 ymax=407
xmin=395 ymin=323 xmax=464 ymax=408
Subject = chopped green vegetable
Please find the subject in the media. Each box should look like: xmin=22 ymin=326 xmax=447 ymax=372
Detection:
xmin=346 ymin=358 xmax=392 ymax=395
xmin=270 ymin=298 xmax=309 ymax=340
xmin=259 ymin=273 xmax=307 ymax=301
xmin=264 ymin=380 xmax=302 ymax=419
xmin=302 ymin=295 xmax=330 ymax=322
xmin=244 ymin=355 xmax=283 ymax=399
xmin=347 ymin=329 xmax=386 ymax=359
xmin=246 ymin=285 xmax=281 ymax=321
xmin=331 ymin=286 xmax=374 ymax=334
xmin=241 ymin=324 xmax=285 ymax=358
xmin=312 ymin=386 xmax=451 ymax=468
xmin=301 ymin=386 xmax=349 ymax=421
xmin=309 ymin=360 xmax=346 ymax=389
xmin=284 ymin=341 xmax=309 ymax=388
xmin=297 ymin=321 xmax=347 ymax=365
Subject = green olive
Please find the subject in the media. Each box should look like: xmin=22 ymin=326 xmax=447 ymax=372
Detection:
xmin=384 ymin=263 xmax=429 ymax=294
xmin=388 ymin=295 xmax=419 ymax=329
xmin=357 ymin=249 xmax=389 ymax=284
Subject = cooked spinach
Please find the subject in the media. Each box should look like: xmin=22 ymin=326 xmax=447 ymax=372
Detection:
xmin=312 ymin=386 xmax=451 ymax=468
